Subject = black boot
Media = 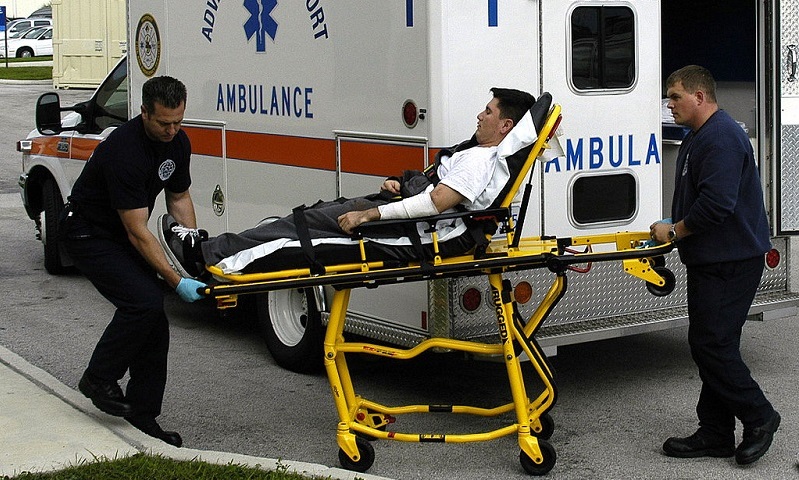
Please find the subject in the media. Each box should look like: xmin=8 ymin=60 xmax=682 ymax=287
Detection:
xmin=126 ymin=415 xmax=183 ymax=447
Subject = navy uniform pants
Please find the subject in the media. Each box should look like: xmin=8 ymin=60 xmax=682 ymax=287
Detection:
xmin=64 ymin=217 xmax=169 ymax=419
xmin=686 ymin=255 xmax=774 ymax=439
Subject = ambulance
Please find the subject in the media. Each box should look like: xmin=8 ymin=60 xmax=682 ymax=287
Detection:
xmin=18 ymin=0 xmax=799 ymax=372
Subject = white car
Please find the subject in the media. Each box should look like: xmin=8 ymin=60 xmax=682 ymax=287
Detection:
xmin=4 ymin=17 xmax=52 ymax=37
xmin=0 ymin=26 xmax=52 ymax=58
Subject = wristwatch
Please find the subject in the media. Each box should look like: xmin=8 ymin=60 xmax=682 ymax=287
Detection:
xmin=667 ymin=224 xmax=678 ymax=242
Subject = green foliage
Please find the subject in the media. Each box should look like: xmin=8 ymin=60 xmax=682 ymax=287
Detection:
xmin=0 ymin=56 xmax=53 ymax=79
xmin=1 ymin=453 xmax=331 ymax=480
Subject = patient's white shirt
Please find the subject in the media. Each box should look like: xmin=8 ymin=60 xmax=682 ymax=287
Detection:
xmin=437 ymin=145 xmax=507 ymax=211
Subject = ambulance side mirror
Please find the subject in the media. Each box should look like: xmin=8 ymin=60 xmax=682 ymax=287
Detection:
xmin=35 ymin=93 xmax=65 ymax=135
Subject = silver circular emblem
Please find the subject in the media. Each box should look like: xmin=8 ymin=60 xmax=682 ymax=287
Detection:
xmin=136 ymin=14 xmax=161 ymax=77
xmin=158 ymin=159 xmax=176 ymax=181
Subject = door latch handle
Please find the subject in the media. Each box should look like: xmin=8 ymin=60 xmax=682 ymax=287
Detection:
xmin=788 ymin=44 xmax=798 ymax=82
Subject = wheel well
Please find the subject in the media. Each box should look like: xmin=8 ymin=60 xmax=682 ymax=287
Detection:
xmin=23 ymin=167 xmax=57 ymax=218
xmin=16 ymin=47 xmax=34 ymax=58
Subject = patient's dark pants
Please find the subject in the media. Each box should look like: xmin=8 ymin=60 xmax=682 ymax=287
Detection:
xmin=202 ymin=197 xmax=385 ymax=266
xmin=200 ymin=196 xmax=476 ymax=273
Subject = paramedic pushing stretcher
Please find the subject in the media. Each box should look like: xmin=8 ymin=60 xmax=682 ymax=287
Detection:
xmin=651 ymin=65 xmax=779 ymax=465
xmin=164 ymin=88 xmax=536 ymax=277
xmin=61 ymin=76 xmax=207 ymax=447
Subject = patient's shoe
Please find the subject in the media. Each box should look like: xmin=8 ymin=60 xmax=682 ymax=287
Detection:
xmin=158 ymin=214 xmax=207 ymax=278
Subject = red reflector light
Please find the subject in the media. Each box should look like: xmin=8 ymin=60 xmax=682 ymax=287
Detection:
xmin=461 ymin=287 xmax=482 ymax=312
xmin=514 ymin=282 xmax=533 ymax=305
xmin=402 ymin=100 xmax=418 ymax=128
xmin=765 ymin=248 xmax=780 ymax=270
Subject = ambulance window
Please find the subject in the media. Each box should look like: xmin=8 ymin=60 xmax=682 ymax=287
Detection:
xmin=571 ymin=173 xmax=636 ymax=224
xmin=93 ymin=60 xmax=129 ymax=131
xmin=571 ymin=6 xmax=635 ymax=90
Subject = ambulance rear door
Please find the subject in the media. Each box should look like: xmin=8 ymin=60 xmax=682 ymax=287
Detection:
xmin=540 ymin=1 xmax=662 ymax=238
xmin=776 ymin=0 xmax=799 ymax=234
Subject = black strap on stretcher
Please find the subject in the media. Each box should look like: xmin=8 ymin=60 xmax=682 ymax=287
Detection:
xmin=292 ymin=204 xmax=327 ymax=275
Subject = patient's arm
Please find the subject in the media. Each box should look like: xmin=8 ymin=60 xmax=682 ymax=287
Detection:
xmin=337 ymin=184 xmax=466 ymax=234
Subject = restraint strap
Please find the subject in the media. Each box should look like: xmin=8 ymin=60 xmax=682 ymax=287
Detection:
xmin=292 ymin=205 xmax=326 ymax=275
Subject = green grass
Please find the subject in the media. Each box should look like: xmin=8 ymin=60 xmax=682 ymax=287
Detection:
xmin=1 ymin=453 xmax=332 ymax=480
xmin=0 ymin=56 xmax=52 ymax=80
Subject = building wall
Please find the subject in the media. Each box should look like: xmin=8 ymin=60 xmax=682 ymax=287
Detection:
xmin=4 ymin=0 xmax=50 ymax=19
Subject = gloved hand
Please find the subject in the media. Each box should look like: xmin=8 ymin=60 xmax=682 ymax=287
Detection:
xmin=176 ymin=277 xmax=207 ymax=303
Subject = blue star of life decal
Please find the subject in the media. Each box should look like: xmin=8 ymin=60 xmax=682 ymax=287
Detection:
xmin=243 ymin=0 xmax=278 ymax=52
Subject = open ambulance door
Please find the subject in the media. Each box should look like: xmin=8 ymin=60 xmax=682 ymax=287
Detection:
xmin=775 ymin=0 xmax=799 ymax=235
xmin=540 ymin=1 xmax=662 ymax=238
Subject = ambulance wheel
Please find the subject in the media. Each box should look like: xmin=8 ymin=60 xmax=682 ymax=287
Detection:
xmin=520 ymin=439 xmax=556 ymax=476
xmin=338 ymin=435 xmax=375 ymax=473
xmin=41 ymin=178 xmax=71 ymax=275
xmin=531 ymin=412 xmax=555 ymax=440
xmin=646 ymin=266 xmax=676 ymax=297
xmin=257 ymin=288 xmax=324 ymax=373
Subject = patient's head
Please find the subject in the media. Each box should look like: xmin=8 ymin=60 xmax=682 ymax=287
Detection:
xmin=491 ymin=88 xmax=536 ymax=125
xmin=475 ymin=87 xmax=536 ymax=147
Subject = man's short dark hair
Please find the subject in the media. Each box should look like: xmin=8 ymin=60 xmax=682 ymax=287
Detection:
xmin=142 ymin=76 xmax=187 ymax=113
xmin=490 ymin=87 xmax=536 ymax=126
xmin=666 ymin=65 xmax=717 ymax=103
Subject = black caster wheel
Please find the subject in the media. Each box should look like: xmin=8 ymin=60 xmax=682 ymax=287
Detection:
xmin=646 ymin=266 xmax=676 ymax=297
xmin=651 ymin=255 xmax=666 ymax=268
xmin=530 ymin=412 xmax=555 ymax=440
xmin=520 ymin=439 xmax=557 ymax=476
xmin=338 ymin=435 xmax=375 ymax=473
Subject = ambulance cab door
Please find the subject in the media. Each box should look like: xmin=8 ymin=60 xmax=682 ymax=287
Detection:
xmin=540 ymin=1 xmax=662 ymax=237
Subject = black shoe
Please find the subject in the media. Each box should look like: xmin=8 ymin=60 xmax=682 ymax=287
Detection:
xmin=158 ymin=214 xmax=207 ymax=278
xmin=78 ymin=372 xmax=133 ymax=417
xmin=736 ymin=411 xmax=781 ymax=465
xmin=663 ymin=430 xmax=735 ymax=458
xmin=126 ymin=415 xmax=183 ymax=447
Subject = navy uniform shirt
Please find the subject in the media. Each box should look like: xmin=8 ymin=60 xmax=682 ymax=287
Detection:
xmin=69 ymin=115 xmax=192 ymax=239
xmin=671 ymin=109 xmax=770 ymax=266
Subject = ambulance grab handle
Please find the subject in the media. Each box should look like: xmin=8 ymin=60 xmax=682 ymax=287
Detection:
xmin=788 ymin=44 xmax=798 ymax=82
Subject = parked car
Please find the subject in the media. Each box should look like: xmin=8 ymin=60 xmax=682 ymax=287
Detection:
xmin=0 ymin=26 xmax=52 ymax=58
xmin=4 ymin=17 xmax=52 ymax=37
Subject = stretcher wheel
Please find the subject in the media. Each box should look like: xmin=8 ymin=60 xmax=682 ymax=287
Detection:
xmin=531 ymin=412 xmax=555 ymax=440
xmin=338 ymin=435 xmax=375 ymax=473
xmin=520 ymin=439 xmax=556 ymax=476
xmin=645 ymin=266 xmax=676 ymax=297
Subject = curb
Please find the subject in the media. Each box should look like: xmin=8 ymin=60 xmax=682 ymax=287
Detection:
xmin=0 ymin=345 xmax=392 ymax=480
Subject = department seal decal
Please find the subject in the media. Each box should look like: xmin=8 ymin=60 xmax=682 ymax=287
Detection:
xmin=136 ymin=14 xmax=161 ymax=77
xmin=159 ymin=159 xmax=176 ymax=181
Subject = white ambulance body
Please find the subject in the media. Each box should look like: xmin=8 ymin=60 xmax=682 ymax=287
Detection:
xmin=19 ymin=0 xmax=799 ymax=372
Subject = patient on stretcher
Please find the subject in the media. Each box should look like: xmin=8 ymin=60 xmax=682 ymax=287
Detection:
xmin=162 ymin=87 xmax=550 ymax=278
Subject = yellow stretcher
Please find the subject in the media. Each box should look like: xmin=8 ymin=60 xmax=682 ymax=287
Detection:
xmin=200 ymin=100 xmax=675 ymax=476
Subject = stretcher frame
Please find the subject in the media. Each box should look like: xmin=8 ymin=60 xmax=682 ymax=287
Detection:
xmin=200 ymin=102 xmax=675 ymax=475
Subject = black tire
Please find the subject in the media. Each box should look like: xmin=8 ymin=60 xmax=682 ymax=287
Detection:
xmin=17 ymin=47 xmax=34 ymax=58
xmin=520 ymin=439 xmax=557 ymax=476
xmin=338 ymin=435 xmax=375 ymax=473
xmin=256 ymin=288 xmax=324 ymax=373
xmin=41 ymin=178 xmax=70 ymax=275
xmin=531 ymin=412 xmax=555 ymax=440
xmin=646 ymin=266 xmax=676 ymax=297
